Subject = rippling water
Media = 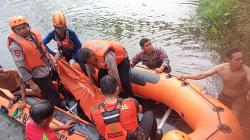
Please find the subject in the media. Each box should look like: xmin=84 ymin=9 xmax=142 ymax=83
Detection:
xmin=0 ymin=0 xmax=221 ymax=95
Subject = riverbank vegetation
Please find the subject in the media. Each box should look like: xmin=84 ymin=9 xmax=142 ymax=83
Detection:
xmin=192 ymin=0 xmax=250 ymax=136
xmin=190 ymin=0 xmax=250 ymax=64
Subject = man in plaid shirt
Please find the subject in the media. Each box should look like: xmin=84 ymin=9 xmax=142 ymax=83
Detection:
xmin=130 ymin=38 xmax=171 ymax=73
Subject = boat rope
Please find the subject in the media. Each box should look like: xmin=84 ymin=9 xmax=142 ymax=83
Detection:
xmin=183 ymin=81 xmax=218 ymax=107
xmin=185 ymin=82 xmax=226 ymax=139
xmin=205 ymin=128 xmax=220 ymax=140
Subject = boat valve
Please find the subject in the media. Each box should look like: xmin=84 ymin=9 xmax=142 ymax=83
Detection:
xmin=181 ymin=81 xmax=189 ymax=87
xmin=212 ymin=106 xmax=224 ymax=112
xmin=218 ymin=124 xmax=232 ymax=133
xmin=165 ymin=74 xmax=172 ymax=79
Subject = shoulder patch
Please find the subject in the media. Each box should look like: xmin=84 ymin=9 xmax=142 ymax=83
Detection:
xmin=13 ymin=49 xmax=21 ymax=58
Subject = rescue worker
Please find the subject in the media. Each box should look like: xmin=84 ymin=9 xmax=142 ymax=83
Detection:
xmin=91 ymin=75 xmax=157 ymax=140
xmin=130 ymin=38 xmax=171 ymax=73
xmin=43 ymin=11 xmax=82 ymax=64
xmin=7 ymin=16 xmax=60 ymax=105
xmin=25 ymin=100 xmax=75 ymax=140
xmin=78 ymin=40 xmax=133 ymax=98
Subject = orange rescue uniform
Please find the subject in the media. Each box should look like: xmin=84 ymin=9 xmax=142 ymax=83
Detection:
xmin=83 ymin=40 xmax=127 ymax=69
xmin=8 ymin=29 xmax=49 ymax=72
xmin=91 ymin=98 xmax=139 ymax=139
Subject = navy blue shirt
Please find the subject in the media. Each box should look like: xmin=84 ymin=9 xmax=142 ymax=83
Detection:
xmin=43 ymin=28 xmax=82 ymax=60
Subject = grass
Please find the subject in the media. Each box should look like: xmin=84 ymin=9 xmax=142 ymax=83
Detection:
xmin=185 ymin=0 xmax=250 ymax=65
xmin=185 ymin=0 xmax=250 ymax=64
xmin=195 ymin=0 xmax=238 ymax=42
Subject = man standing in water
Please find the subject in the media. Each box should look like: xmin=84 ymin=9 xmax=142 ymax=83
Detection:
xmin=179 ymin=48 xmax=250 ymax=117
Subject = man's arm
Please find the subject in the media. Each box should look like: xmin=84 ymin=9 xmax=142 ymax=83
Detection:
xmin=180 ymin=64 xmax=223 ymax=80
xmin=69 ymin=30 xmax=82 ymax=61
xmin=155 ymin=47 xmax=170 ymax=73
xmin=43 ymin=30 xmax=56 ymax=56
xmin=50 ymin=120 xmax=75 ymax=132
xmin=85 ymin=65 xmax=95 ymax=84
xmin=130 ymin=52 xmax=143 ymax=67
xmin=12 ymin=71 xmax=26 ymax=101
xmin=9 ymin=42 xmax=41 ymax=94
xmin=9 ymin=42 xmax=33 ymax=81
xmin=105 ymin=51 xmax=122 ymax=89
xmin=133 ymin=98 xmax=142 ymax=113
xmin=245 ymin=66 xmax=250 ymax=101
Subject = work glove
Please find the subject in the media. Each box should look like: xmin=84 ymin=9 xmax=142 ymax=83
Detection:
xmin=54 ymin=52 xmax=61 ymax=59
xmin=69 ymin=59 xmax=75 ymax=65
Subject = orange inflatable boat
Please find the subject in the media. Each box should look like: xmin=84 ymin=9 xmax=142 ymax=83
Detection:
xmin=0 ymin=88 xmax=100 ymax=140
xmin=56 ymin=37 xmax=245 ymax=140
xmin=57 ymin=57 xmax=245 ymax=140
xmin=130 ymin=67 xmax=245 ymax=140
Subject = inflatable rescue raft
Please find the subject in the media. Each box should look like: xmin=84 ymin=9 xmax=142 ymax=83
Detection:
xmin=59 ymin=39 xmax=245 ymax=140
xmin=130 ymin=67 xmax=245 ymax=140
xmin=57 ymin=57 xmax=245 ymax=140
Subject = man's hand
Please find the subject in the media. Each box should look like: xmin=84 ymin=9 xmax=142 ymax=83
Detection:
xmin=7 ymin=100 xmax=26 ymax=110
xmin=69 ymin=59 xmax=75 ymax=65
xmin=8 ymin=100 xmax=14 ymax=108
xmin=18 ymin=101 xmax=26 ymax=110
xmin=27 ymin=80 xmax=41 ymax=94
xmin=130 ymin=61 xmax=135 ymax=68
xmin=30 ymin=83 xmax=41 ymax=93
xmin=54 ymin=52 xmax=61 ymax=60
xmin=177 ymin=76 xmax=187 ymax=81
xmin=50 ymin=120 xmax=76 ymax=131
xmin=62 ymin=120 xmax=75 ymax=130
xmin=155 ymin=68 xmax=164 ymax=73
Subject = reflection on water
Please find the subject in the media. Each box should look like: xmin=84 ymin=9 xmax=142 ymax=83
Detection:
xmin=0 ymin=0 xmax=220 ymax=95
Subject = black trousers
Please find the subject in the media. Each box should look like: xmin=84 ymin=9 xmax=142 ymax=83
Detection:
xmin=98 ymin=57 xmax=133 ymax=98
xmin=32 ymin=76 xmax=60 ymax=105
xmin=140 ymin=111 xmax=157 ymax=139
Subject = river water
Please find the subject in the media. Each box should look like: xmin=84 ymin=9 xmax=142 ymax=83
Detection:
xmin=0 ymin=0 xmax=221 ymax=95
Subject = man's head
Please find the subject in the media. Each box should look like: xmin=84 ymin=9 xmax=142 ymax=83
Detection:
xmin=100 ymin=75 xmax=119 ymax=96
xmin=29 ymin=100 xmax=54 ymax=125
xmin=9 ymin=16 xmax=30 ymax=37
xmin=225 ymin=48 xmax=244 ymax=70
xmin=52 ymin=11 xmax=67 ymax=35
xmin=77 ymin=48 xmax=97 ymax=66
xmin=139 ymin=38 xmax=154 ymax=54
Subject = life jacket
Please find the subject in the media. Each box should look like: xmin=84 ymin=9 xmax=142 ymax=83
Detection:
xmin=8 ymin=29 xmax=50 ymax=72
xmin=83 ymin=40 xmax=127 ymax=69
xmin=55 ymin=30 xmax=76 ymax=60
xmin=99 ymin=99 xmax=127 ymax=140
xmin=55 ymin=30 xmax=76 ymax=49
